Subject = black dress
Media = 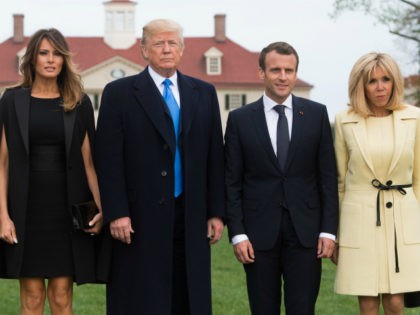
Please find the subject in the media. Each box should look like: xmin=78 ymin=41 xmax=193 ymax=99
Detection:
xmin=20 ymin=97 xmax=74 ymax=277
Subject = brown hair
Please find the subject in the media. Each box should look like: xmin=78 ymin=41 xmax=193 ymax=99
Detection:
xmin=20 ymin=28 xmax=83 ymax=111
xmin=348 ymin=52 xmax=405 ymax=117
xmin=258 ymin=42 xmax=299 ymax=71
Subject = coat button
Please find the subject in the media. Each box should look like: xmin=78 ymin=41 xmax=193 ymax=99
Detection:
xmin=386 ymin=180 xmax=393 ymax=186
xmin=163 ymin=144 xmax=168 ymax=150
xmin=386 ymin=202 xmax=393 ymax=208
xmin=161 ymin=170 xmax=167 ymax=177
xmin=158 ymin=198 xmax=165 ymax=205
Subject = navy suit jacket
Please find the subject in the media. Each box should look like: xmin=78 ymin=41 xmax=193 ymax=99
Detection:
xmin=95 ymin=67 xmax=225 ymax=315
xmin=225 ymin=95 xmax=338 ymax=250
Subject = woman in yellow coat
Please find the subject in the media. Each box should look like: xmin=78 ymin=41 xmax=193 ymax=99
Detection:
xmin=333 ymin=52 xmax=420 ymax=314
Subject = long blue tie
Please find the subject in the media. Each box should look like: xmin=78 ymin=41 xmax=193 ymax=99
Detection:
xmin=163 ymin=79 xmax=183 ymax=197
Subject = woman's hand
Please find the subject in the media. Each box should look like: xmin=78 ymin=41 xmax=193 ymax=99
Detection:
xmin=84 ymin=211 xmax=103 ymax=235
xmin=0 ymin=216 xmax=18 ymax=244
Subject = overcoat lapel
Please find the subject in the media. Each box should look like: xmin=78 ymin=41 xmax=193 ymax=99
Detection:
xmin=387 ymin=109 xmax=416 ymax=176
xmin=178 ymin=72 xmax=197 ymax=137
xmin=344 ymin=112 xmax=376 ymax=175
xmin=251 ymin=100 xmax=282 ymax=172
xmin=14 ymin=88 xmax=31 ymax=154
xmin=63 ymin=108 xmax=76 ymax=160
xmin=133 ymin=70 xmax=175 ymax=155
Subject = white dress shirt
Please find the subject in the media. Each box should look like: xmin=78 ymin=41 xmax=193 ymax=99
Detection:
xmin=148 ymin=66 xmax=181 ymax=106
xmin=232 ymin=93 xmax=335 ymax=245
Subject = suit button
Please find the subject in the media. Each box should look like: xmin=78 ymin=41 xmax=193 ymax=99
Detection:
xmin=163 ymin=144 xmax=168 ymax=150
xmin=386 ymin=180 xmax=393 ymax=186
xmin=386 ymin=202 xmax=393 ymax=208
xmin=161 ymin=170 xmax=167 ymax=177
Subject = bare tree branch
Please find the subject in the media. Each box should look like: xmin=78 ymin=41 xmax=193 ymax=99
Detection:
xmin=389 ymin=30 xmax=420 ymax=42
xmin=400 ymin=0 xmax=420 ymax=11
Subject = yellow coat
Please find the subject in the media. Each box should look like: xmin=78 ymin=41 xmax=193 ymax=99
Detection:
xmin=334 ymin=105 xmax=420 ymax=295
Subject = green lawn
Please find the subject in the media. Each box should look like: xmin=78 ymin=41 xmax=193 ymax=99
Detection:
xmin=0 ymin=233 xmax=418 ymax=314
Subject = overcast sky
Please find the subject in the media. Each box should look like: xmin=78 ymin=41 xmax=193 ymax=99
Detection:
xmin=1 ymin=0 xmax=418 ymax=119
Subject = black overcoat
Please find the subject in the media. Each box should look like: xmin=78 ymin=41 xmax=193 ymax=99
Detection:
xmin=0 ymin=87 xmax=104 ymax=284
xmin=95 ymin=68 xmax=225 ymax=315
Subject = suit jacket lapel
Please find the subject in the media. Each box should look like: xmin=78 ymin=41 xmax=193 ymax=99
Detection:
xmin=14 ymin=88 xmax=31 ymax=154
xmin=285 ymin=96 xmax=304 ymax=171
xmin=251 ymin=99 xmax=282 ymax=172
xmin=63 ymin=108 xmax=76 ymax=160
xmin=133 ymin=69 xmax=175 ymax=155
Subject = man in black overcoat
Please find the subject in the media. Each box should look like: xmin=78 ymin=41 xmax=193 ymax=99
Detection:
xmin=95 ymin=19 xmax=225 ymax=315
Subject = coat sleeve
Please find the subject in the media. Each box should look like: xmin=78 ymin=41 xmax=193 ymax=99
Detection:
xmin=224 ymin=111 xmax=246 ymax=239
xmin=77 ymin=94 xmax=96 ymax=153
xmin=95 ymin=84 xmax=130 ymax=224
xmin=317 ymin=106 xmax=339 ymax=236
xmin=412 ymin=110 xmax=420 ymax=200
xmin=334 ymin=112 xmax=348 ymax=208
xmin=333 ymin=111 xmax=349 ymax=242
xmin=206 ymin=85 xmax=225 ymax=220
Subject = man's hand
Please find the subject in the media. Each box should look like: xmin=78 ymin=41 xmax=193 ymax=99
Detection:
xmin=207 ymin=217 xmax=224 ymax=245
xmin=233 ymin=239 xmax=255 ymax=264
xmin=331 ymin=245 xmax=339 ymax=265
xmin=110 ymin=216 xmax=134 ymax=244
xmin=317 ymin=237 xmax=335 ymax=258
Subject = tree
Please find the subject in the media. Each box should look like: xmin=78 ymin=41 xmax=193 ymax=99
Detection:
xmin=331 ymin=0 xmax=419 ymax=105
xmin=331 ymin=0 xmax=419 ymax=43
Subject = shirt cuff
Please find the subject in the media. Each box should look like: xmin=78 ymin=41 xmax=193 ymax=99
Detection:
xmin=319 ymin=232 xmax=336 ymax=241
xmin=232 ymin=234 xmax=249 ymax=245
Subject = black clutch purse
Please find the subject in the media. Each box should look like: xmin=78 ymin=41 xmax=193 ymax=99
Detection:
xmin=71 ymin=201 xmax=99 ymax=230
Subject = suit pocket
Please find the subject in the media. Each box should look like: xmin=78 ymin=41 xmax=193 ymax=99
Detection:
xmin=339 ymin=202 xmax=362 ymax=248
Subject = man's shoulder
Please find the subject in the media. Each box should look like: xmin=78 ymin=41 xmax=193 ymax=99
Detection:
xmin=234 ymin=99 xmax=262 ymax=113
xmin=104 ymin=73 xmax=142 ymax=91
xmin=292 ymin=95 xmax=326 ymax=110
xmin=179 ymin=73 xmax=215 ymax=90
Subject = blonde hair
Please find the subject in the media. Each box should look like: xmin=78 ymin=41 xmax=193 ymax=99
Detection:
xmin=348 ymin=52 xmax=404 ymax=117
xmin=20 ymin=28 xmax=83 ymax=111
xmin=140 ymin=19 xmax=184 ymax=49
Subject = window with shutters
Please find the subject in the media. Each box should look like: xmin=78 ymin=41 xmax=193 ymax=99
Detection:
xmin=204 ymin=47 xmax=223 ymax=75
xmin=225 ymin=94 xmax=247 ymax=110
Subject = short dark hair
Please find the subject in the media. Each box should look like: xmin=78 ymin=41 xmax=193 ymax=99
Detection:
xmin=258 ymin=42 xmax=299 ymax=71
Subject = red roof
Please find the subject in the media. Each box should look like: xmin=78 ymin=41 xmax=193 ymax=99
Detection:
xmin=0 ymin=36 xmax=312 ymax=89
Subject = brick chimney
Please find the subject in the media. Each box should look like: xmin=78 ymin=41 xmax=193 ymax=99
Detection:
xmin=13 ymin=14 xmax=24 ymax=43
xmin=214 ymin=14 xmax=226 ymax=42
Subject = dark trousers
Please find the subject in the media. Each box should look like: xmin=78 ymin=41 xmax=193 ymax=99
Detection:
xmin=244 ymin=209 xmax=321 ymax=315
xmin=171 ymin=195 xmax=190 ymax=315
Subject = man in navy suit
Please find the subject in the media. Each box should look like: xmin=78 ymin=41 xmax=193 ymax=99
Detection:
xmin=95 ymin=19 xmax=225 ymax=315
xmin=225 ymin=42 xmax=338 ymax=315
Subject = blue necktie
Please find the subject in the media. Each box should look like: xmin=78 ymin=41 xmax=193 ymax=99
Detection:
xmin=163 ymin=79 xmax=183 ymax=197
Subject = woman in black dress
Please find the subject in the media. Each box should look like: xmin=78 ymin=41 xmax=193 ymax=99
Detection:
xmin=0 ymin=28 xmax=103 ymax=314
